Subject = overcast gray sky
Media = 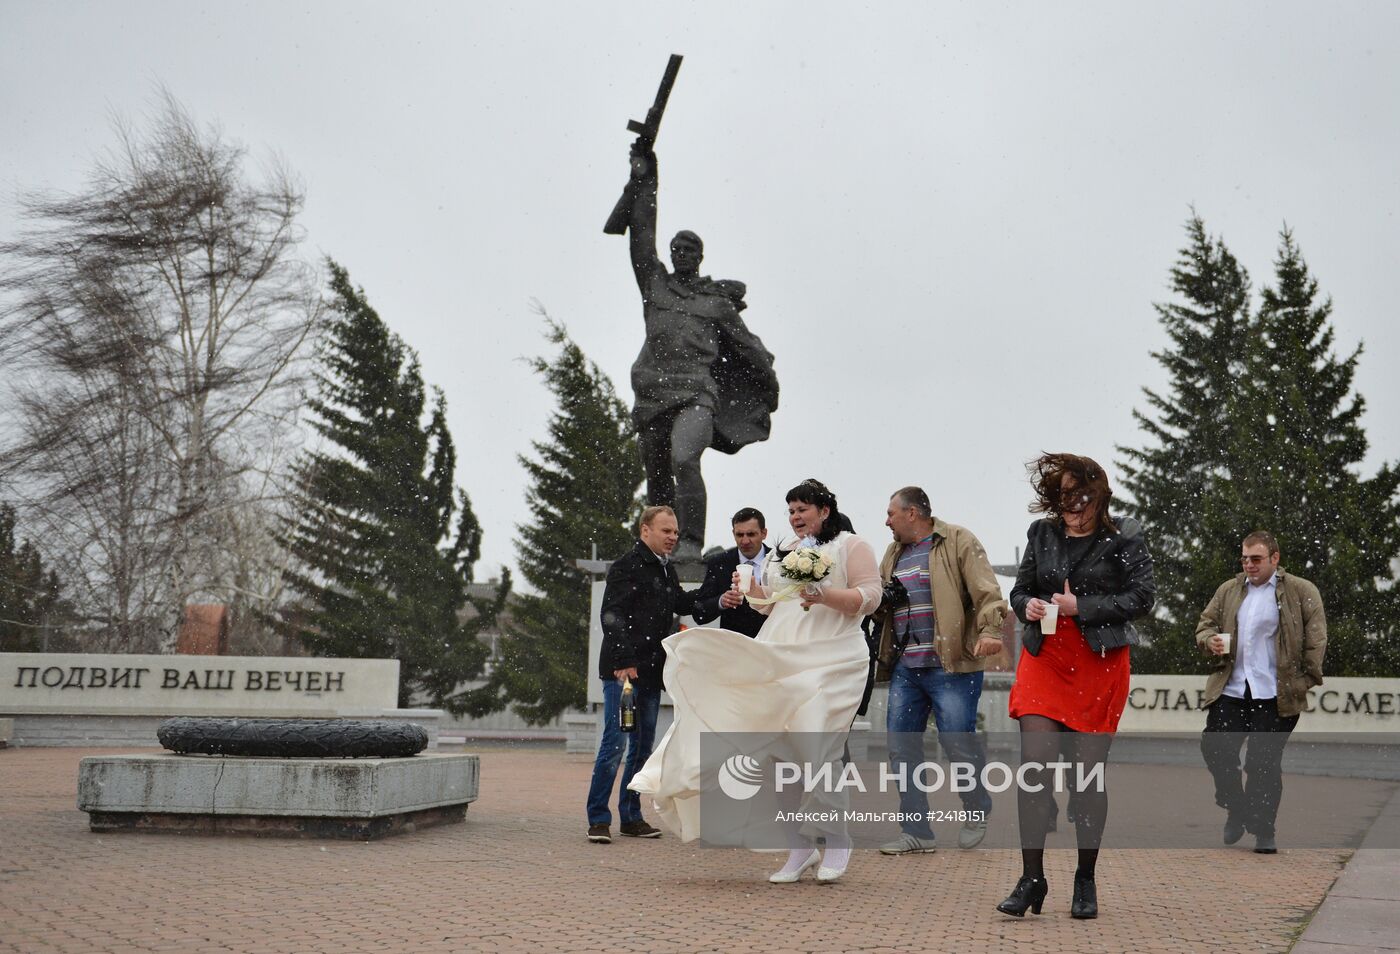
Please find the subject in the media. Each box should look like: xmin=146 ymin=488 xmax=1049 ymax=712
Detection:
xmin=3 ymin=0 xmax=1397 ymax=578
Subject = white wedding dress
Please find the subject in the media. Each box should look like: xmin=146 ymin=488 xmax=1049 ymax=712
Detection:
xmin=628 ymin=531 xmax=881 ymax=845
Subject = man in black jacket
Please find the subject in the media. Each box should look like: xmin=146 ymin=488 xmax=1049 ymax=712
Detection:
xmin=690 ymin=507 xmax=770 ymax=638
xmin=586 ymin=505 xmax=697 ymax=844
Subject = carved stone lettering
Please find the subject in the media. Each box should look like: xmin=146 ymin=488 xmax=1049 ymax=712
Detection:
xmin=1344 ymin=692 xmax=1374 ymax=715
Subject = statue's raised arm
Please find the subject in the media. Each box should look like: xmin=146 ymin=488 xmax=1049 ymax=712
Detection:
xmin=603 ymin=53 xmax=682 ymax=237
xmin=627 ymin=144 xmax=664 ymax=293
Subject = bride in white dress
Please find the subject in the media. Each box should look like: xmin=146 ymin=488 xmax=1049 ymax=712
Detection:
xmin=628 ymin=479 xmax=882 ymax=884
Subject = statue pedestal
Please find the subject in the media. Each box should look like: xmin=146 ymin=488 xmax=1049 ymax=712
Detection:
xmin=77 ymin=752 xmax=478 ymax=839
xmin=671 ymin=560 xmax=706 ymax=584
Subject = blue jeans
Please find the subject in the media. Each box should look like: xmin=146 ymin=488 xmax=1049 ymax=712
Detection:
xmin=887 ymin=664 xmax=991 ymax=837
xmin=585 ymin=678 xmax=661 ymax=826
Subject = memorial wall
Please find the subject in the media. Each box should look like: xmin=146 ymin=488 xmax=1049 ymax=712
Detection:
xmin=1 ymin=652 xmax=399 ymax=716
xmin=1118 ymin=674 xmax=1400 ymax=734
xmin=0 ymin=652 xmax=430 ymax=747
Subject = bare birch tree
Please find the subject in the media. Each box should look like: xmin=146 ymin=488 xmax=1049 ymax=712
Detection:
xmin=0 ymin=91 xmax=319 ymax=651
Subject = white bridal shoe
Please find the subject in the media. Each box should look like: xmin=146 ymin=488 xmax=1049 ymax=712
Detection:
xmin=816 ymin=846 xmax=850 ymax=884
xmin=769 ymin=848 xmax=821 ymax=883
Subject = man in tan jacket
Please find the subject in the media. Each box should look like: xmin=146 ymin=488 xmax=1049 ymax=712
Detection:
xmin=1196 ymin=530 xmax=1327 ymax=854
xmin=873 ymin=487 xmax=1007 ymax=853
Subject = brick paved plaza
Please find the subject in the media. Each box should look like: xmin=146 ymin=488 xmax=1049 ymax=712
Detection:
xmin=0 ymin=744 xmax=1378 ymax=953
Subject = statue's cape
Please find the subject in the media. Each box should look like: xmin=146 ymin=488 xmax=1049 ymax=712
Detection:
xmin=631 ymin=273 xmax=779 ymax=454
xmin=706 ymin=279 xmax=779 ymax=455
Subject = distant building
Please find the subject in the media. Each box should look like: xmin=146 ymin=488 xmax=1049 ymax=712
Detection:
xmin=463 ymin=580 xmax=519 ymax=671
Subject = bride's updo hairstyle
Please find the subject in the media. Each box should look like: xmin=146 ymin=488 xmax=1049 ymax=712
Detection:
xmin=784 ymin=478 xmax=853 ymax=545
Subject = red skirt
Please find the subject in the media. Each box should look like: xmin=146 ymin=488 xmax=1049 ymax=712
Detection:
xmin=1008 ymin=614 xmax=1130 ymax=733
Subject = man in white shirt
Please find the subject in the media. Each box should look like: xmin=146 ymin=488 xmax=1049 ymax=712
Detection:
xmin=691 ymin=508 xmax=770 ymax=637
xmin=1196 ymin=530 xmax=1328 ymax=854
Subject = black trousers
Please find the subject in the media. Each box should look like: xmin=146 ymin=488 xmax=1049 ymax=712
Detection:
xmin=1200 ymin=690 xmax=1299 ymax=836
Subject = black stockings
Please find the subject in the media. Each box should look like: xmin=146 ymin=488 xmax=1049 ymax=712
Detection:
xmin=1016 ymin=714 xmax=1112 ymax=880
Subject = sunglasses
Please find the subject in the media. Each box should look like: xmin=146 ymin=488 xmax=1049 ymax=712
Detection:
xmin=1240 ymin=555 xmax=1272 ymax=565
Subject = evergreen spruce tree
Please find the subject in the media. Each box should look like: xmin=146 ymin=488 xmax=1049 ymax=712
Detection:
xmin=1219 ymin=229 xmax=1400 ymax=674
xmin=462 ymin=316 xmax=641 ymax=723
xmin=0 ymin=503 xmax=68 ymax=652
xmin=1122 ymin=219 xmax=1400 ymax=674
xmin=280 ymin=261 xmax=504 ymax=710
xmin=1118 ymin=214 xmax=1255 ymax=672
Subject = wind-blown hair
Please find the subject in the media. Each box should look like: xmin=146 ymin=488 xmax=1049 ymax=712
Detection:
xmin=1027 ymin=452 xmax=1117 ymax=534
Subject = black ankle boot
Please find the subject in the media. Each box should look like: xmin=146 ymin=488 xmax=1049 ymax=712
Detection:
xmin=996 ymin=875 xmax=1048 ymax=917
xmin=1071 ymin=870 xmax=1098 ymax=919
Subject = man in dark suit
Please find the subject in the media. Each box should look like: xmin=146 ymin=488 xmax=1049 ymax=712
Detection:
xmin=586 ymin=505 xmax=697 ymax=844
xmin=691 ymin=507 xmax=770 ymax=638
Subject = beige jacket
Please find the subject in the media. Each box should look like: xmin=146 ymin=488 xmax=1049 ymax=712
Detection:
xmin=874 ymin=519 xmax=1008 ymax=679
xmin=1194 ymin=568 xmax=1327 ymax=718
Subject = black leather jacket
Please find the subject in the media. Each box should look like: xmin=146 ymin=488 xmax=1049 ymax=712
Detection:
xmin=1010 ymin=516 xmax=1155 ymax=656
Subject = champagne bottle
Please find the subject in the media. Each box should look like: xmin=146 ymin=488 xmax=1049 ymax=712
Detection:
xmin=620 ymin=676 xmax=637 ymax=733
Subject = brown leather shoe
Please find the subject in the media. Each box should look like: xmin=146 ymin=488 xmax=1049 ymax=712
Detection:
xmin=619 ymin=820 xmax=662 ymax=838
xmin=586 ymin=824 xmax=611 ymax=844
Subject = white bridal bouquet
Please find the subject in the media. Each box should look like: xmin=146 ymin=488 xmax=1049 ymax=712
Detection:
xmin=748 ymin=545 xmax=835 ymax=611
xmin=779 ymin=546 xmax=835 ymax=585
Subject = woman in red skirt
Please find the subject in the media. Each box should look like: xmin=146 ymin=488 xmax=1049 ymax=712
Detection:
xmin=997 ymin=453 xmax=1155 ymax=920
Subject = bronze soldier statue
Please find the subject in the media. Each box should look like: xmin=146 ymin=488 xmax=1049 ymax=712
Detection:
xmin=621 ymin=142 xmax=779 ymax=561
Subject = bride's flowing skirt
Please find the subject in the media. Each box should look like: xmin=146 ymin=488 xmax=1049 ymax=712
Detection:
xmin=628 ymin=603 xmax=869 ymax=845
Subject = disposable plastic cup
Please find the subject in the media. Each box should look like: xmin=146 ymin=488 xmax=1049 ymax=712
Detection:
xmin=1040 ymin=603 xmax=1060 ymax=635
xmin=1219 ymin=632 xmax=1232 ymax=654
xmin=736 ymin=563 xmax=754 ymax=593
